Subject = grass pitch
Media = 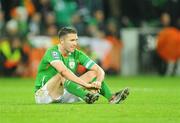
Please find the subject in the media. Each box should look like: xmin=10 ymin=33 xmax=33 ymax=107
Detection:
xmin=0 ymin=76 xmax=180 ymax=123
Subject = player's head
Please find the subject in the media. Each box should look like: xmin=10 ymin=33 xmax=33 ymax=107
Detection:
xmin=58 ymin=27 xmax=78 ymax=53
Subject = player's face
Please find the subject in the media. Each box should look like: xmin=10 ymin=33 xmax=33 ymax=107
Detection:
xmin=61 ymin=33 xmax=78 ymax=53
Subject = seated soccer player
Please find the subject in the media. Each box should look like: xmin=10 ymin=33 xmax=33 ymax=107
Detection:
xmin=34 ymin=27 xmax=129 ymax=104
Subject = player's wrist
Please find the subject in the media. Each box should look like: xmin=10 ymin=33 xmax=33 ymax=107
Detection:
xmin=83 ymin=83 xmax=91 ymax=88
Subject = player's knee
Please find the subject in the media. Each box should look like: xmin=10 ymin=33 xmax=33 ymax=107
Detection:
xmin=57 ymin=74 xmax=65 ymax=85
xmin=56 ymin=73 xmax=63 ymax=78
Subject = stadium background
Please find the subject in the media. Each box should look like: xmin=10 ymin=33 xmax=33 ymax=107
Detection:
xmin=0 ymin=0 xmax=180 ymax=77
xmin=0 ymin=0 xmax=180 ymax=123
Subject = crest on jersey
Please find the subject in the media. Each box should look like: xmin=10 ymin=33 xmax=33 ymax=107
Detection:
xmin=69 ymin=59 xmax=75 ymax=69
xmin=52 ymin=51 xmax=59 ymax=59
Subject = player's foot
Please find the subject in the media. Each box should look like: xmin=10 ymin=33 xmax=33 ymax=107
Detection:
xmin=109 ymin=87 xmax=129 ymax=104
xmin=85 ymin=93 xmax=99 ymax=104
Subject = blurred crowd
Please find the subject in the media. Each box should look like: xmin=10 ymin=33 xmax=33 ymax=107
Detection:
xmin=0 ymin=0 xmax=123 ymax=77
xmin=0 ymin=0 xmax=180 ymax=77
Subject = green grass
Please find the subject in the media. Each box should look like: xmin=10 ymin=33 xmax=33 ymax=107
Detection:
xmin=0 ymin=76 xmax=180 ymax=123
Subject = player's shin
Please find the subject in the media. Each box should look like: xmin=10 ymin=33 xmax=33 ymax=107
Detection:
xmin=99 ymin=81 xmax=113 ymax=101
xmin=64 ymin=80 xmax=88 ymax=100
xmin=91 ymin=78 xmax=113 ymax=101
xmin=64 ymin=80 xmax=99 ymax=104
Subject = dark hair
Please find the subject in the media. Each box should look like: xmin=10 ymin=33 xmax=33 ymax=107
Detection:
xmin=58 ymin=27 xmax=77 ymax=39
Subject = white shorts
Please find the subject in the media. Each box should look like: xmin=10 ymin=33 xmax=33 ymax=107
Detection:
xmin=35 ymin=85 xmax=81 ymax=104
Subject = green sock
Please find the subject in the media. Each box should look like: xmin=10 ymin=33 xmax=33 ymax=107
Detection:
xmin=91 ymin=78 xmax=113 ymax=100
xmin=64 ymin=80 xmax=89 ymax=100
xmin=99 ymin=81 xmax=113 ymax=100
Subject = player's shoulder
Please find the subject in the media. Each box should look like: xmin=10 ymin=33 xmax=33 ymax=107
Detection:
xmin=45 ymin=45 xmax=61 ymax=56
xmin=46 ymin=45 xmax=59 ymax=53
xmin=75 ymin=49 xmax=85 ymax=54
xmin=74 ymin=49 xmax=87 ymax=57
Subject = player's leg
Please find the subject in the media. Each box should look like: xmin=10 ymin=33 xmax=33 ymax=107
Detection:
xmin=79 ymin=71 xmax=113 ymax=100
xmin=35 ymin=73 xmax=64 ymax=104
xmin=63 ymin=78 xmax=99 ymax=104
xmin=59 ymin=89 xmax=81 ymax=103
xmin=45 ymin=74 xmax=64 ymax=99
xmin=79 ymin=71 xmax=130 ymax=104
xmin=35 ymin=73 xmax=98 ymax=104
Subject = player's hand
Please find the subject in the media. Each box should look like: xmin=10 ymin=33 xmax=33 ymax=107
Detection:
xmin=84 ymin=83 xmax=95 ymax=89
xmin=89 ymin=88 xmax=100 ymax=94
xmin=84 ymin=83 xmax=99 ymax=89
xmin=92 ymin=81 xmax=102 ymax=89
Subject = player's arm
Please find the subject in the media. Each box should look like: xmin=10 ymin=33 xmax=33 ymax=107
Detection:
xmin=77 ymin=50 xmax=104 ymax=88
xmin=89 ymin=63 xmax=105 ymax=89
xmin=51 ymin=60 xmax=94 ymax=88
xmin=90 ymin=63 xmax=105 ymax=83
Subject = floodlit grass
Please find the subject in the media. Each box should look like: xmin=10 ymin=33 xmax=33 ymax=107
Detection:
xmin=0 ymin=76 xmax=180 ymax=123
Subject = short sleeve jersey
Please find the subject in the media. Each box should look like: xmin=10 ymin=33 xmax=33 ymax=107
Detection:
xmin=34 ymin=45 xmax=95 ymax=92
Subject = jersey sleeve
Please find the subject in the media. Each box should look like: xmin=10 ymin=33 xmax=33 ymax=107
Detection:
xmin=46 ymin=49 xmax=62 ymax=63
xmin=77 ymin=50 xmax=95 ymax=69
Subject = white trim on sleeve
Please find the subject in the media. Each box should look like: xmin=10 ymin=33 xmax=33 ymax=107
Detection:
xmin=50 ymin=60 xmax=61 ymax=64
xmin=85 ymin=60 xmax=93 ymax=68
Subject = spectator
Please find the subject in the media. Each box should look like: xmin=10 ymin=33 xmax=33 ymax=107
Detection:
xmin=87 ymin=9 xmax=106 ymax=38
xmin=0 ymin=37 xmax=20 ymax=76
xmin=6 ymin=6 xmax=28 ymax=37
xmin=46 ymin=24 xmax=59 ymax=45
xmin=156 ymin=27 xmax=180 ymax=76
xmin=28 ymin=12 xmax=42 ymax=36
xmin=51 ymin=0 xmax=77 ymax=27
xmin=0 ymin=10 xmax=5 ymax=36
xmin=71 ymin=13 xmax=87 ymax=36
xmin=32 ymin=0 xmax=53 ymax=27
xmin=103 ymin=19 xmax=123 ymax=75
xmin=159 ymin=12 xmax=171 ymax=27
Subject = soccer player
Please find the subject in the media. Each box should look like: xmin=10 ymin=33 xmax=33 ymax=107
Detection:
xmin=34 ymin=27 xmax=129 ymax=104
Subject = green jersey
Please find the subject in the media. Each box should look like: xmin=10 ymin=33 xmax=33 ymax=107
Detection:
xmin=35 ymin=45 xmax=95 ymax=92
